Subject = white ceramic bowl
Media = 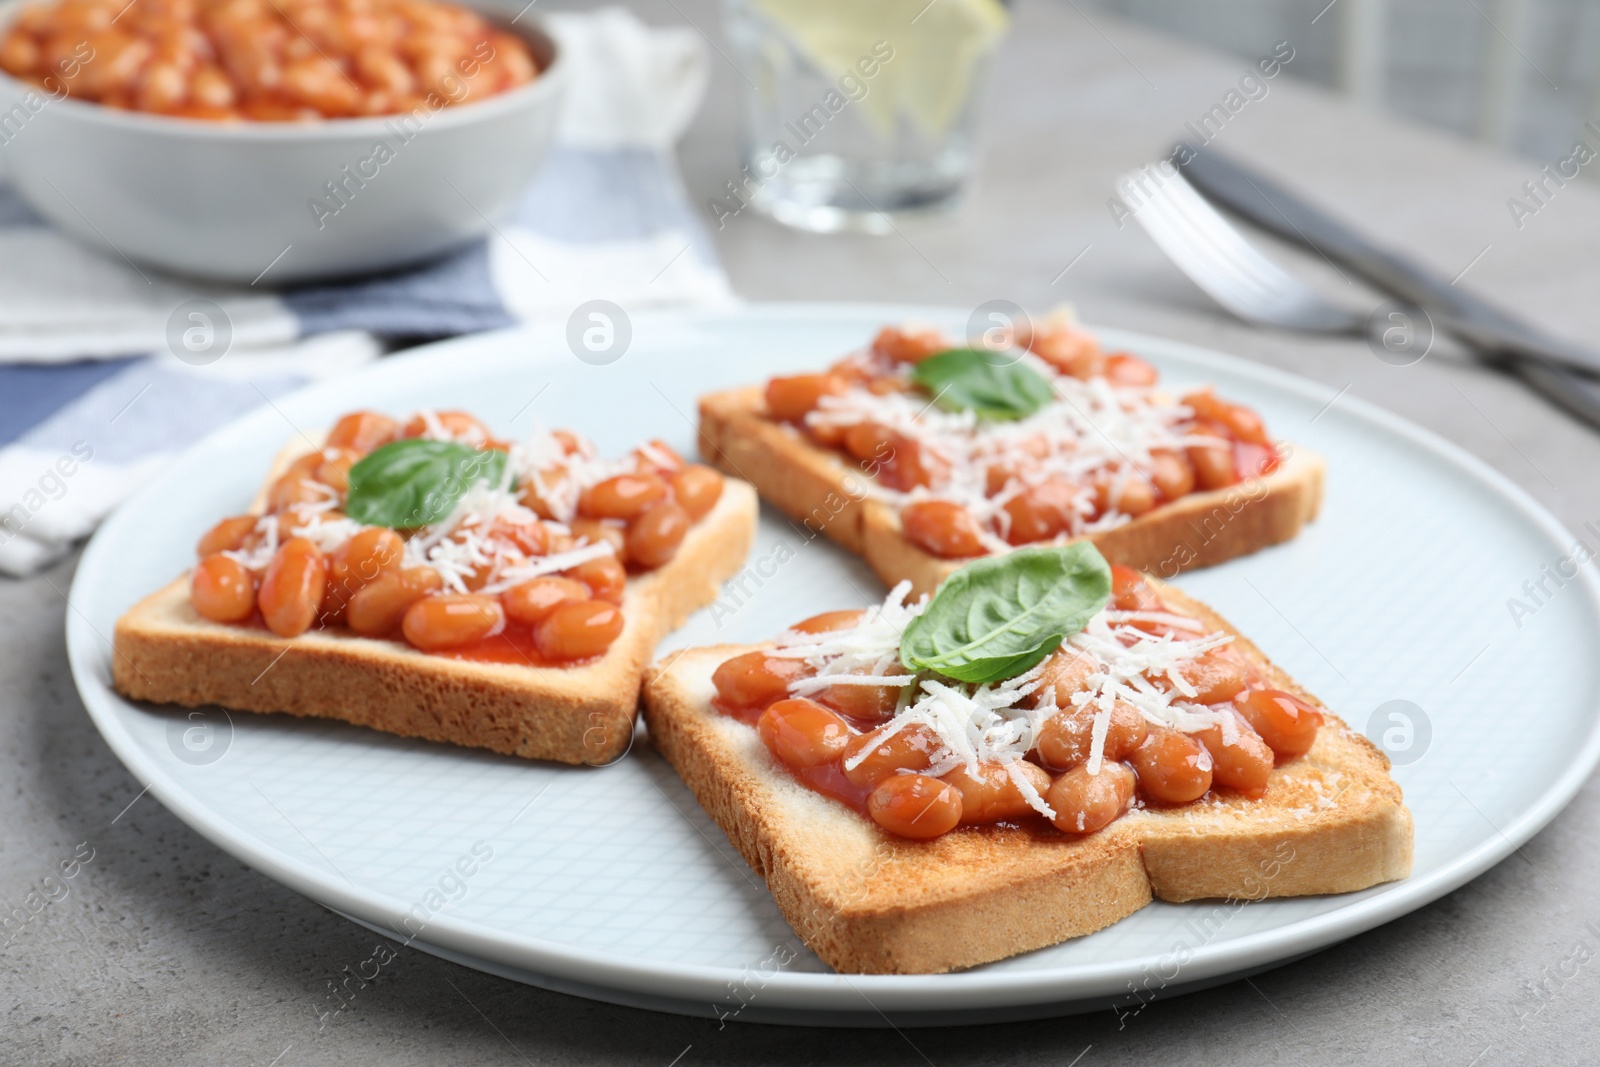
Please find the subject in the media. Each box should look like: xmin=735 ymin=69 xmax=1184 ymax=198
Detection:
xmin=0 ymin=2 xmax=564 ymax=284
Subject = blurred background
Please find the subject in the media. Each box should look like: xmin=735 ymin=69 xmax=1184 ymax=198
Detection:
xmin=1088 ymin=0 xmax=1600 ymax=158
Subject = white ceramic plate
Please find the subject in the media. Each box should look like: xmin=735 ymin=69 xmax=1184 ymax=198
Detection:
xmin=67 ymin=305 xmax=1600 ymax=1026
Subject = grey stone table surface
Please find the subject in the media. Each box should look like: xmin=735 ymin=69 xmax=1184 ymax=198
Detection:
xmin=6 ymin=1 xmax=1600 ymax=1063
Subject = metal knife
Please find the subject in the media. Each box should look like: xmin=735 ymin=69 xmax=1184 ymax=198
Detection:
xmin=1176 ymin=143 xmax=1600 ymax=430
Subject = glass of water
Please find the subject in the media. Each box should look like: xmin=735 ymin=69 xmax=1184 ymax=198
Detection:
xmin=720 ymin=0 xmax=1009 ymax=234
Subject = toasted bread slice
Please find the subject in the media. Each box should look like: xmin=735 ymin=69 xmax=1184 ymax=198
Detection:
xmin=699 ymin=386 xmax=1325 ymax=597
xmin=642 ymin=582 xmax=1412 ymax=974
xmin=112 ymin=438 xmax=760 ymax=765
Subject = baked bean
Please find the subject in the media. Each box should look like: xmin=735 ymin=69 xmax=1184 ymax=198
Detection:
xmin=1194 ymin=713 xmax=1274 ymax=798
xmin=501 ymin=576 xmax=589 ymax=626
xmin=136 ymin=60 xmax=187 ymax=110
xmin=322 ymin=526 xmax=403 ymax=621
xmin=190 ymin=552 xmax=256 ymax=621
xmin=570 ymin=555 xmax=625 ymax=604
xmin=326 ymin=410 xmax=397 ymax=453
xmin=1036 ymin=703 xmax=1148 ymax=769
xmin=765 ymin=372 xmax=847 ymax=422
xmin=486 ymin=517 xmax=548 ymax=558
xmin=841 ymin=723 xmax=940 ymax=787
xmin=284 ymin=449 xmax=326 ymax=480
xmin=550 ymin=430 xmax=588 ymax=457
xmin=632 ymin=439 xmax=684 ymax=474
xmin=313 ymin=447 xmax=361 ymax=493
xmin=942 ymin=760 xmax=1051 ymax=824
xmin=901 ymin=500 xmax=985 ymax=558
xmin=1029 ymin=324 xmax=1105 ymax=379
xmin=402 ymin=592 xmax=503 ymax=650
xmin=1002 ymin=480 xmax=1077 ymax=544
xmin=578 ymin=473 xmax=668 ymax=521
xmin=711 ymin=650 xmax=808 ymax=712
xmin=190 ymin=64 xmax=235 ymax=107
xmin=1186 ymin=390 xmax=1269 ymax=445
xmin=842 ymin=421 xmax=892 ymax=463
xmin=1161 ymin=652 xmax=1248 ymax=705
xmin=1033 ymin=648 xmax=1094 ymax=707
xmin=355 ymin=42 xmax=412 ymax=93
xmin=400 ymin=410 xmax=489 ymax=443
xmin=984 ymin=462 xmax=1018 ymax=497
xmin=669 ymin=464 xmax=723 ymax=521
xmin=346 ymin=565 xmax=441 ymax=636
xmin=1109 ymin=564 xmax=1160 ymax=613
xmin=1234 ymin=440 xmax=1280 ymax=480
xmin=1187 ymin=437 xmax=1237 ymax=491
xmin=757 ymin=697 xmax=852 ymax=769
xmin=196 ymin=514 xmax=258 ymax=556
xmin=282 ymin=54 xmax=360 ymax=113
xmin=1148 ymin=449 xmax=1195 ymax=501
xmin=1236 ymin=688 xmax=1322 ymax=761
xmin=1048 ymin=762 xmax=1136 ymax=834
xmin=1104 ymin=352 xmax=1158 ymax=387
xmin=569 ymin=518 xmax=625 ymax=556
xmin=1094 ymin=473 xmax=1156 ymax=517
xmin=268 ymin=473 xmax=330 ymax=512
xmin=869 ymin=434 xmax=947 ymax=492
xmin=533 ymin=600 xmax=623 ymax=660
xmin=0 ymin=32 xmax=39 ymax=74
xmin=327 ymin=526 xmax=402 ymax=591
xmin=1131 ymin=729 xmax=1214 ymax=805
xmin=519 ymin=467 xmax=571 ymax=520
xmin=76 ymin=31 xmax=152 ymax=97
xmin=788 ymin=609 xmax=864 ymax=635
xmin=867 ymin=774 xmax=963 ymax=838
xmin=626 ymin=501 xmax=688 ymax=569
xmin=258 ymin=536 xmax=326 ymax=637
xmin=813 ymin=677 xmax=903 ymax=722
xmin=870 ymin=325 xmax=947 ymax=364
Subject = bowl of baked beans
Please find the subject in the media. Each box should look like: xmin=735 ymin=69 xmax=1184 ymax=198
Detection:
xmin=0 ymin=0 xmax=563 ymax=283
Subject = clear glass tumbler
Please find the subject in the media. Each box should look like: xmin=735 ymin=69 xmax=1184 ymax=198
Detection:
xmin=720 ymin=0 xmax=1009 ymax=234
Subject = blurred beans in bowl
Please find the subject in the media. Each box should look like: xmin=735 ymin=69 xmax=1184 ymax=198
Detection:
xmin=0 ymin=0 xmax=564 ymax=283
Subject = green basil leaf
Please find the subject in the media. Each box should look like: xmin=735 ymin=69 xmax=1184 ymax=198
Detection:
xmin=899 ymin=543 xmax=1112 ymax=684
xmin=908 ymin=348 xmax=1055 ymax=421
xmin=344 ymin=439 xmax=507 ymax=528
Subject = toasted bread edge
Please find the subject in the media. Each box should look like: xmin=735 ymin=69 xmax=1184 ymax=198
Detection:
xmin=697 ymin=385 xmax=1326 ymax=597
xmin=112 ymin=476 xmax=759 ymax=765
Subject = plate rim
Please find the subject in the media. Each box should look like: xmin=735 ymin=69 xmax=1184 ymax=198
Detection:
xmin=66 ymin=301 xmax=1600 ymax=1015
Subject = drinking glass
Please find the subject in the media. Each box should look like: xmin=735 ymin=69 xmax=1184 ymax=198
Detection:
xmin=720 ymin=0 xmax=1009 ymax=234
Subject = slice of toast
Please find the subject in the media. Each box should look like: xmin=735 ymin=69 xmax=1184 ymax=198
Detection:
xmin=641 ymin=582 xmax=1412 ymax=974
xmin=113 ymin=438 xmax=760 ymax=766
xmin=699 ymin=386 xmax=1325 ymax=598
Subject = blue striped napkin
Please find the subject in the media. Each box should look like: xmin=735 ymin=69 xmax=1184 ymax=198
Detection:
xmin=0 ymin=7 xmax=730 ymax=576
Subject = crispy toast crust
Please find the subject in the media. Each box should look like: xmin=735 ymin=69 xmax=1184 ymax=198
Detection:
xmin=698 ymin=386 xmax=1325 ymax=598
xmin=112 ymin=443 xmax=759 ymax=765
xmin=641 ymin=582 xmax=1412 ymax=974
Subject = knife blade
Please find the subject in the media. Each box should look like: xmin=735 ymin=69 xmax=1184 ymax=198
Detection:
xmin=1175 ymin=143 xmax=1600 ymax=430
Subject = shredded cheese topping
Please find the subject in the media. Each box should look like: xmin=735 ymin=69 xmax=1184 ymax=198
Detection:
xmin=777 ymin=582 xmax=1242 ymax=818
xmin=220 ymin=415 xmax=663 ymax=591
xmin=804 ymin=351 xmax=1226 ymax=544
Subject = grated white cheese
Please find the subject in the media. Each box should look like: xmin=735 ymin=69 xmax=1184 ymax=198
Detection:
xmin=1066 ymin=613 xmax=1237 ymax=772
xmin=782 ymin=584 xmax=1058 ymax=819
xmin=224 ymin=423 xmax=639 ymax=595
xmin=787 ymin=582 xmax=1242 ymax=821
xmin=481 ymin=541 xmax=616 ymax=594
xmin=802 ymin=353 xmax=1232 ymax=542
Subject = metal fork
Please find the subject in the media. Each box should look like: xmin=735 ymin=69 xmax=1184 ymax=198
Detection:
xmin=1120 ymin=166 xmax=1600 ymax=379
xmin=1122 ymin=167 xmax=1366 ymax=334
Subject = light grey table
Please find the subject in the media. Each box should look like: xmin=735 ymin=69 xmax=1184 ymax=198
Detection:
xmin=5 ymin=1 xmax=1598 ymax=1063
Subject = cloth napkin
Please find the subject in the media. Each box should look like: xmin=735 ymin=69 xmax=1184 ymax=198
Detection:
xmin=0 ymin=7 xmax=730 ymax=577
